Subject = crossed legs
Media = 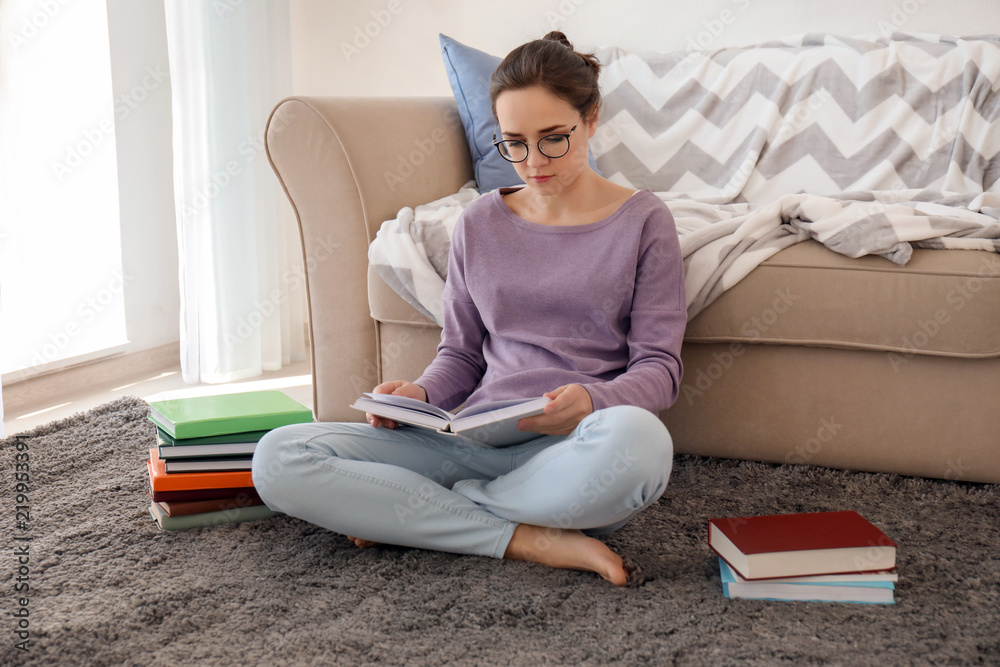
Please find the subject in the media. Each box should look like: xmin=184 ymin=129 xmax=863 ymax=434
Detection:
xmin=251 ymin=405 xmax=672 ymax=584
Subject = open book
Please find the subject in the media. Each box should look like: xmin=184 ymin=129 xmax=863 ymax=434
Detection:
xmin=349 ymin=393 xmax=551 ymax=447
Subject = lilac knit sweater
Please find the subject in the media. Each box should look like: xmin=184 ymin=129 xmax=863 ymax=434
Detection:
xmin=414 ymin=188 xmax=686 ymax=415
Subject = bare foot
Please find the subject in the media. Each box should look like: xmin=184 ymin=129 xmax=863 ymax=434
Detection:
xmin=503 ymin=524 xmax=630 ymax=586
xmin=346 ymin=536 xmax=379 ymax=548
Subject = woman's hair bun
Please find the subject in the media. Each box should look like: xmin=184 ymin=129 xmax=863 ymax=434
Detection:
xmin=490 ymin=31 xmax=602 ymax=121
xmin=542 ymin=31 xmax=573 ymax=49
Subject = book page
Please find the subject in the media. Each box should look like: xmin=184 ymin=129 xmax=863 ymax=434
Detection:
xmin=360 ymin=393 xmax=455 ymax=420
xmin=453 ymin=398 xmax=541 ymax=418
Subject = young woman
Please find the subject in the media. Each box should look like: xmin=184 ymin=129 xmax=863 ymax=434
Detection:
xmin=252 ymin=32 xmax=686 ymax=586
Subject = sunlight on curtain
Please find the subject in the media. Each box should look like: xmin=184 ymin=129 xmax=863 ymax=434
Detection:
xmin=0 ymin=0 xmax=128 ymax=379
xmin=164 ymin=0 xmax=306 ymax=384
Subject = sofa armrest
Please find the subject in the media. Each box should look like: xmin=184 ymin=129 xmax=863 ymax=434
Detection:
xmin=265 ymin=96 xmax=472 ymax=421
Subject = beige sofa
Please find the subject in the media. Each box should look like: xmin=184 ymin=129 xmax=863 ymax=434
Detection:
xmin=264 ymin=94 xmax=1000 ymax=484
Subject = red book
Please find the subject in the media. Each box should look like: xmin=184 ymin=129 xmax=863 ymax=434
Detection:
xmin=708 ymin=511 xmax=897 ymax=580
xmin=146 ymin=448 xmax=254 ymax=493
xmin=148 ymin=484 xmax=260 ymax=504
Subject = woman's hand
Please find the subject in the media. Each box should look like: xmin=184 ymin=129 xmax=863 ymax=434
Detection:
xmin=517 ymin=384 xmax=593 ymax=436
xmin=367 ymin=380 xmax=428 ymax=429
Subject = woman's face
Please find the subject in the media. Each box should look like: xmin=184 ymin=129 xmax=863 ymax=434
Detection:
xmin=494 ymin=86 xmax=596 ymax=197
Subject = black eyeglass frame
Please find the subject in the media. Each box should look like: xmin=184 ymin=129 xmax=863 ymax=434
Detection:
xmin=491 ymin=121 xmax=579 ymax=163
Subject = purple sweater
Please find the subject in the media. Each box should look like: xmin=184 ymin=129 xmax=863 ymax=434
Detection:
xmin=415 ymin=188 xmax=686 ymax=415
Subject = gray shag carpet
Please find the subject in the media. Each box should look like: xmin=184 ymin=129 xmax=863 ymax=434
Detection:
xmin=1 ymin=396 xmax=998 ymax=666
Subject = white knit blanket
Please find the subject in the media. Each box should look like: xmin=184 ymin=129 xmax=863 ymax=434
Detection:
xmin=369 ymin=183 xmax=1000 ymax=325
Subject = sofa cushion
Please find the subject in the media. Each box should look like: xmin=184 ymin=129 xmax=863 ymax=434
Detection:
xmin=438 ymin=34 xmax=601 ymax=193
xmin=372 ymin=240 xmax=1000 ymax=360
xmin=685 ymin=241 xmax=1000 ymax=360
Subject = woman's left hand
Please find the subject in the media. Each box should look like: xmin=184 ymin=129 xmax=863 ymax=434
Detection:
xmin=517 ymin=384 xmax=594 ymax=436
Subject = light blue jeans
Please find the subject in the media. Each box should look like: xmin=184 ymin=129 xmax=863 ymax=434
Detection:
xmin=251 ymin=405 xmax=672 ymax=559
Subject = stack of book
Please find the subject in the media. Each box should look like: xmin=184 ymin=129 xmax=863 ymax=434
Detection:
xmin=145 ymin=390 xmax=313 ymax=530
xmin=708 ymin=510 xmax=898 ymax=604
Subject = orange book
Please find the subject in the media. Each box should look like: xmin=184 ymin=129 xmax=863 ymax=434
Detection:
xmin=147 ymin=448 xmax=254 ymax=492
xmin=145 ymin=469 xmax=257 ymax=503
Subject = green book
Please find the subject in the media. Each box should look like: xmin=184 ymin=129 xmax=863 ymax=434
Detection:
xmin=155 ymin=426 xmax=272 ymax=447
xmin=147 ymin=390 xmax=313 ymax=439
xmin=148 ymin=501 xmax=278 ymax=531
xmin=156 ymin=426 xmax=268 ymax=460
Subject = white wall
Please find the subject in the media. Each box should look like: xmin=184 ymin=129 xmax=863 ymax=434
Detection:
xmin=290 ymin=0 xmax=1000 ymax=97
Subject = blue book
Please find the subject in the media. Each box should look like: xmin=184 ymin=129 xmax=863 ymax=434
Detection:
xmin=718 ymin=559 xmax=895 ymax=604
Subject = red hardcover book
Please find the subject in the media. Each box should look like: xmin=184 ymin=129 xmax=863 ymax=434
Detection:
xmin=708 ymin=511 xmax=897 ymax=580
xmin=146 ymin=449 xmax=254 ymax=493
xmin=149 ymin=485 xmax=260 ymax=504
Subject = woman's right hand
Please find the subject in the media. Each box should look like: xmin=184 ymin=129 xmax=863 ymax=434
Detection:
xmin=367 ymin=380 xmax=428 ymax=429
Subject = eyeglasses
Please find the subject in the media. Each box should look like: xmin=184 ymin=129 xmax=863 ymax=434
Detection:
xmin=492 ymin=122 xmax=578 ymax=163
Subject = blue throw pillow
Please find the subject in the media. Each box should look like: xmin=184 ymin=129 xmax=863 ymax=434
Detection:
xmin=439 ymin=34 xmax=601 ymax=193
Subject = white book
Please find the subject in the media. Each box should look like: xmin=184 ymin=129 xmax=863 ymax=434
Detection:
xmin=349 ymin=393 xmax=551 ymax=447
xmin=728 ymin=567 xmax=898 ymax=584
xmin=158 ymin=442 xmax=258 ymax=459
xmin=163 ymin=457 xmax=254 ymax=473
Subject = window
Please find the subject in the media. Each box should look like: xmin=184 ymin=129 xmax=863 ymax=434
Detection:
xmin=0 ymin=0 xmax=129 ymax=379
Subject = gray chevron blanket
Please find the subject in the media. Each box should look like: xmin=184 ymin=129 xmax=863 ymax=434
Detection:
xmin=370 ymin=33 xmax=1000 ymax=324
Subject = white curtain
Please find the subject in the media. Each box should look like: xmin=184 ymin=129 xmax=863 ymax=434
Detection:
xmin=1 ymin=0 xmax=4 ymax=438
xmin=164 ymin=0 xmax=306 ymax=384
